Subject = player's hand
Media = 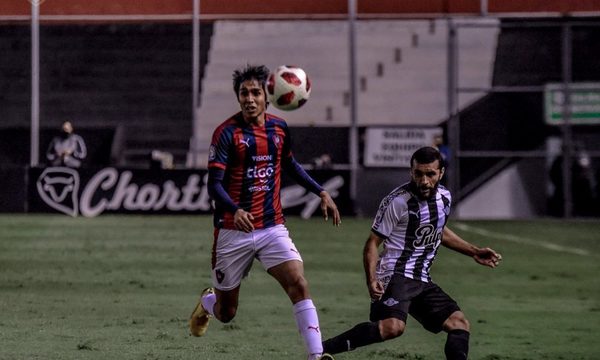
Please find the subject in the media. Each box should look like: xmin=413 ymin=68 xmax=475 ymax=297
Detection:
xmin=474 ymin=247 xmax=502 ymax=268
xmin=367 ymin=279 xmax=384 ymax=300
xmin=234 ymin=209 xmax=255 ymax=233
xmin=319 ymin=191 xmax=341 ymax=227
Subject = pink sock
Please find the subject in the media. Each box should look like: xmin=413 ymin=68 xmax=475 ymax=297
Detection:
xmin=201 ymin=292 xmax=216 ymax=316
xmin=293 ymin=299 xmax=323 ymax=358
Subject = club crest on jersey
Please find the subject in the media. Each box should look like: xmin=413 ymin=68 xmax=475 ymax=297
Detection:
xmin=272 ymin=134 xmax=282 ymax=148
xmin=413 ymin=224 xmax=442 ymax=248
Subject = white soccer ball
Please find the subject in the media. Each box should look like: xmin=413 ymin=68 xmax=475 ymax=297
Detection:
xmin=267 ymin=65 xmax=311 ymax=111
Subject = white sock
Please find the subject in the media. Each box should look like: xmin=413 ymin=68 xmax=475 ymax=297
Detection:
xmin=201 ymin=292 xmax=216 ymax=316
xmin=293 ymin=299 xmax=323 ymax=359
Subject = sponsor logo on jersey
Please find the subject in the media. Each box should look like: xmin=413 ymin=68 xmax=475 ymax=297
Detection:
xmin=240 ymin=137 xmax=252 ymax=147
xmin=307 ymin=325 xmax=320 ymax=333
xmin=383 ymin=298 xmax=399 ymax=307
xmin=246 ymin=164 xmax=275 ymax=182
xmin=251 ymin=154 xmax=273 ymax=162
xmin=248 ymin=184 xmax=271 ymax=192
xmin=413 ymin=224 xmax=442 ymax=248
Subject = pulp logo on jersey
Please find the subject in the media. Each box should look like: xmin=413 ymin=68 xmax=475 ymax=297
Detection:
xmin=413 ymin=224 xmax=442 ymax=248
xmin=37 ymin=167 xmax=80 ymax=217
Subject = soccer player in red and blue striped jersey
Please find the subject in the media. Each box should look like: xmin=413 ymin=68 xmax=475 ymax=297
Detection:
xmin=190 ymin=65 xmax=339 ymax=360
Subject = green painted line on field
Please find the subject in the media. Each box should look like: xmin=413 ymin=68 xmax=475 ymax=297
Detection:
xmin=453 ymin=223 xmax=591 ymax=257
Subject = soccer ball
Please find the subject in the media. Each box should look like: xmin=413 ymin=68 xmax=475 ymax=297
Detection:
xmin=267 ymin=65 xmax=311 ymax=111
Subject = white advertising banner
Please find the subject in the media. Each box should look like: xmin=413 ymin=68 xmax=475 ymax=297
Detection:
xmin=364 ymin=127 xmax=443 ymax=167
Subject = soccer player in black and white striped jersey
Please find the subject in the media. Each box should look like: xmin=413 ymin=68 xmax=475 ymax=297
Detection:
xmin=322 ymin=146 xmax=502 ymax=360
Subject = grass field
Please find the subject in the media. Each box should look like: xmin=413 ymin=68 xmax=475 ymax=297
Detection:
xmin=0 ymin=215 xmax=599 ymax=360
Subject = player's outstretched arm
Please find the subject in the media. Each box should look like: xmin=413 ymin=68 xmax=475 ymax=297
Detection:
xmin=319 ymin=191 xmax=341 ymax=226
xmin=442 ymin=227 xmax=502 ymax=268
xmin=363 ymin=232 xmax=384 ymax=300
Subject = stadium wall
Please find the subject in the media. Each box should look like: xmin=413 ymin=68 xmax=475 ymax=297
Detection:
xmin=0 ymin=167 xmax=354 ymax=217
xmin=2 ymin=0 xmax=599 ymax=18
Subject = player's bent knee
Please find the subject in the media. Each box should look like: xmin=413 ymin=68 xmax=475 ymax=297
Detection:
xmin=285 ymin=276 xmax=310 ymax=302
xmin=379 ymin=318 xmax=405 ymax=340
xmin=443 ymin=311 xmax=470 ymax=332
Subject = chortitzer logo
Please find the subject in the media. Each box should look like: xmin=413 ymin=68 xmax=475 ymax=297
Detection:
xmin=35 ymin=168 xmax=344 ymax=218
xmin=36 ymin=168 xmax=212 ymax=217
xmin=36 ymin=167 xmax=80 ymax=217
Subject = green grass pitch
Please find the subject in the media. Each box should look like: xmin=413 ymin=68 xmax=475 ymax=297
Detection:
xmin=0 ymin=215 xmax=599 ymax=359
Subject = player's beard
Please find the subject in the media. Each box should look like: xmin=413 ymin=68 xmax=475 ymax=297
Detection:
xmin=412 ymin=181 xmax=438 ymax=200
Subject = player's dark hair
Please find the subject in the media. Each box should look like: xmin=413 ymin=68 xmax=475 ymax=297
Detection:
xmin=411 ymin=146 xmax=444 ymax=169
xmin=232 ymin=64 xmax=270 ymax=97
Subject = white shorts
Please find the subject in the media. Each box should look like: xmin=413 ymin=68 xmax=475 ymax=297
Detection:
xmin=211 ymin=224 xmax=303 ymax=291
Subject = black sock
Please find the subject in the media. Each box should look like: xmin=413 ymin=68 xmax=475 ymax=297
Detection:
xmin=322 ymin=321 xmax=384 ymax=354
xmin=445 ymin=329 xmax=470 ymax=360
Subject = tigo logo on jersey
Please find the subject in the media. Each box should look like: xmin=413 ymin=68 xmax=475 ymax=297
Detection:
xmin=247 ymin=164 xmax=275 ymax=192
xmin=246 ymin=164 xmax=274 ymax=181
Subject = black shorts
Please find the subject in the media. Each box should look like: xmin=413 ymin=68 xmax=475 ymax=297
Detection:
xmin=369 ymin=275 xmax=460 ymax=333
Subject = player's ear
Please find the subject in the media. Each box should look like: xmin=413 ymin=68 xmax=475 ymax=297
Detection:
xmin=439 ymin=166 xmax=445 ymax=180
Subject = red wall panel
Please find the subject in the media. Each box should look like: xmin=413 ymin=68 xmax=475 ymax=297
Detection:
xmin=1 ymin=0 xmax=599 ymax=17
xmin=489 ymin=0 xmax=600 ymax=13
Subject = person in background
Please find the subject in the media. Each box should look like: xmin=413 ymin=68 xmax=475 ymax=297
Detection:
xmin=46 ymin=121 xmax=87 ymax=168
